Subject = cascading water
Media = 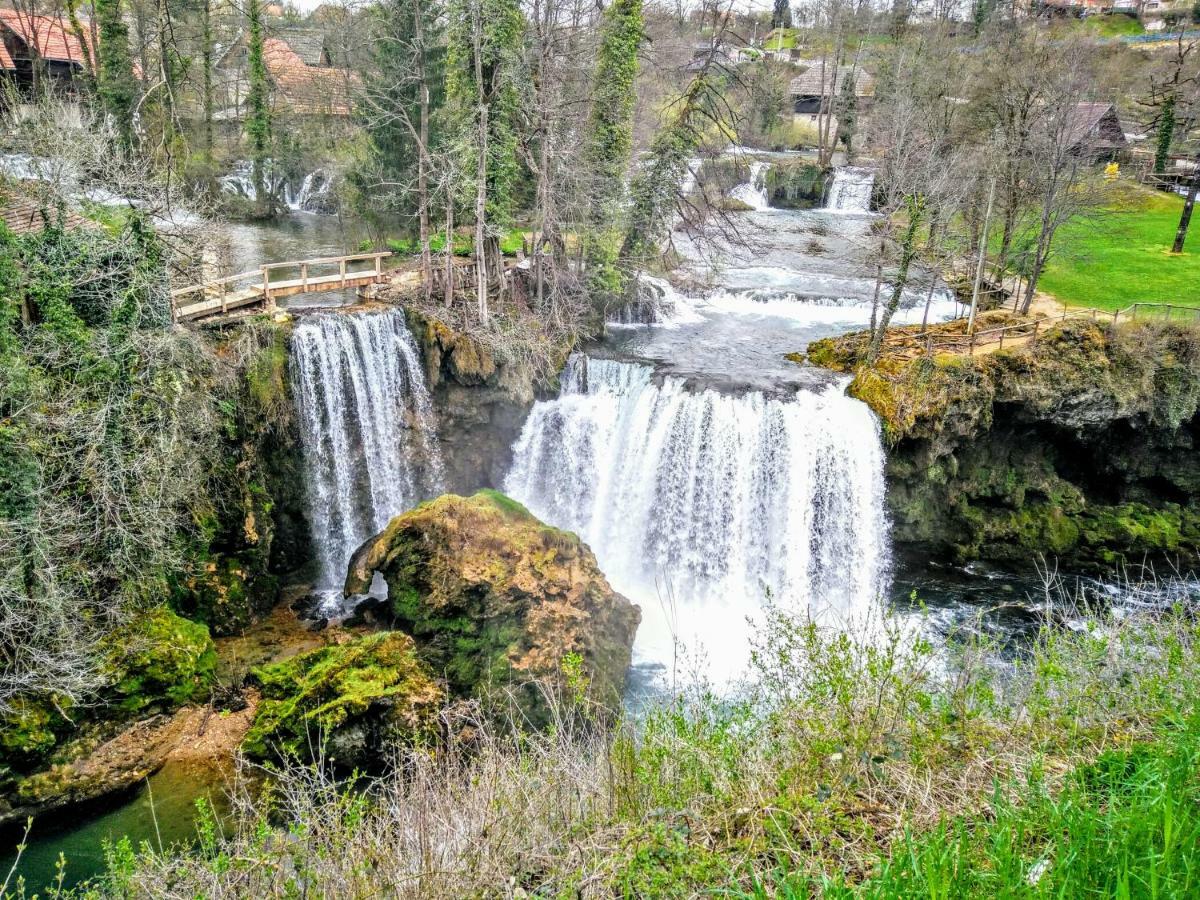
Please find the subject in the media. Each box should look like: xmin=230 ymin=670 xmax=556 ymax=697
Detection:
xmin=291 ymin=310 xmax=444 ymax=598
xmin=505 ymin=355 xmax=890 ymax=683
xmin=824 ymin=166 xmax=875 ymax=213
xmin=729 ymin=159 xmax=771 ymax=210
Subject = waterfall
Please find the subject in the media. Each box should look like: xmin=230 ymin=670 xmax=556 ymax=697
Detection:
xmin=291 ymin=310 xmax=444 ymax=595
xmin=504 ymin=355 xmax=890 ymax=682
xmin=824 ymin=166 xmax=875 ymax=213
xmin=729 ymin=159 xmax=771 ymax=210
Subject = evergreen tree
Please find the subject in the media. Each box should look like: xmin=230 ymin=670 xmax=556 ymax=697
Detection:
xmin=95 ymin=0 xmax=137 ymax=147
xmin=772 ymin=0 xmax=792 ymax=29
xmin=582 ymin=0 xmax=644 ymax=303
xmin=245 ymin=0 xmax=274 ymax=218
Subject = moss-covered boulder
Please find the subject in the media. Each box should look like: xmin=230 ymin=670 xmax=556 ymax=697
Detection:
xmin=243 ymin=631 xmax=443 ymax=766
xmin=100 ymin=605 xmax=217 ymax=716
xmin=345 ymin=490 xmax=641 ymax=722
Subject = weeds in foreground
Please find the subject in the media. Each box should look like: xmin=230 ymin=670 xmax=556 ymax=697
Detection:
xmin=20 ymin=595 xmax=1200 ymax=898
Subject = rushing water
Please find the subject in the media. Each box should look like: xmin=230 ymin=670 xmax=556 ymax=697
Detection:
xmin=505 ymin=354 xmax=889 ymax=685
xmin=291 ymin=309 xmax=444 ymax=597
xmin=729 ymin=159 xmax=771 ymax=211
xmin=825 ymin=166 xmax=875 ymax=213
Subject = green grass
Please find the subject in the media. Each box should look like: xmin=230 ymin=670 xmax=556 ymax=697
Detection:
xmin=763 ymin=27 xmax=798 ymax=50
xmin=827 ymin=710 xmax=1200 ymax=898
xmin=383 ymin=228 xmax=527 ymax=258
xmin=1077 ymin=13 xmax=1145 ymax=39
xmin=1039 ymin=186 xmax=1200 ymax=311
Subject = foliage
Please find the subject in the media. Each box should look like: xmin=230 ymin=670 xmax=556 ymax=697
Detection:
xmin=94 ymin=0 xmax=137 ymax=147
xmin=92 ymin=596 xmax=1200 ymax=896
xmin=245 ymin=0 xmax=274 ymax=218
xmin=582 ymin=0 xmax=644 ymax=305
xmin=445 ymin=0 xmax=524 ymax=230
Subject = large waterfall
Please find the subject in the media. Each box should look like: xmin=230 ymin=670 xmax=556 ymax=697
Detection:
xmin=291 ymin=310 xmax=444 ymax=595
xmin=505 ymin=355 xmax=890 ymax=682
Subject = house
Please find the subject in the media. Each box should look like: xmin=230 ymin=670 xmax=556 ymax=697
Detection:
xmin=789 ymin=65 xmax=874 ymax=133
xmin=0 ymin=9 xmax=93 ymax=94
xmin=215 ymin=23 xmax=358 ymax=121
xmin=1062 ymin=101 xmax=1128 ymax=161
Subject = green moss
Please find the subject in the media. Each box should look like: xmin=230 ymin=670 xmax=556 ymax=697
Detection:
xmin=475 ymin=487 xmax=533 ymax=519
xmin=0 ymin=695 xmax=72 ymax=767
xmin=100 ymin=606 xmax=216 ymax=715
xmin=243 ymin=631 xmax=443 ymax=762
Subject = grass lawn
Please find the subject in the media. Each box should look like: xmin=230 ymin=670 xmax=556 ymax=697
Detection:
xmin=1038 ymin=186 xmax=1200 ymax=311
xmin=1079 ymin=13 xmax=1144 ymax=38
xmin=763 ymin=27 xmax=797 ymax=49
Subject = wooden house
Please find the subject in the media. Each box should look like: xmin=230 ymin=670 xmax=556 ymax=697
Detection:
xmin=0 ymin=10 xmax=93 ymax=95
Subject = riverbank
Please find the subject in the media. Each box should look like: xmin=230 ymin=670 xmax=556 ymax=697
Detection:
xmin=62 ymin=593 xmax=1200 ymax=897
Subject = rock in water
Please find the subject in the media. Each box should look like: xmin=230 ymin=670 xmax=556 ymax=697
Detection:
xmin=243 ymin=631 xmax=443 ymax=766
xmin=345 ymin=490 xmax=641 ymax=721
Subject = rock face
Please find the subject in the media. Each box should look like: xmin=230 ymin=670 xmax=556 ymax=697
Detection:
xmin=345 ymin=490 xmax=641 ymax=721
xmin=403 ymin=308 xmax=559 ymax=493
xmin=243 ymin=631 xmax=443 ymax=766
xmin=807 ymin=321 xmax=1200 ymax=571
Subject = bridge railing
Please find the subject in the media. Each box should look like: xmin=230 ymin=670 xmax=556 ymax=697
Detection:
xmin=171 ymin=251 xmax=392 ymax=322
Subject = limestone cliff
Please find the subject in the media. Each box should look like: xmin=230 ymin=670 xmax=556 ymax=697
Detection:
xmin=346 ymin=490 xmax=640 ymax=722
xmin=403 ymin=307 xmax=563 ymax=493
xmin=807 ymin=321 xmax=1200 ymax=570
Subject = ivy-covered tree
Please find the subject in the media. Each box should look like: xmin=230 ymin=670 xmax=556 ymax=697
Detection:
xmin=582 ymin=0 xmax=644 ymax=305
xmin=358 ymin=0 xmax=446 ymax=288
xmin=246 ymin=0 xmax=274 ymax=218
xmin=445 ymin=0 xmax=524 ymax=319
xmin=95 ymin=0 xmax=137 ymax=147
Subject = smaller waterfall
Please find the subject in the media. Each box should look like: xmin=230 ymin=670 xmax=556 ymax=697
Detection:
xmin=291 ymin=310 xmax=444 ymax=595
xmin=729 ymin=159 xmax=771 ymax=210
xmin=219 ymin=161 xmax=336 ymax=213
xmin=824 ymin=166 xmax=875 ymax=213
xmin=607 ymin=275 xmax=704 ymax=328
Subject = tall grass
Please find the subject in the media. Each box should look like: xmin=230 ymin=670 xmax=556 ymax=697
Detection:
xmin=39 ymin=591 xmax=1200 ymax=898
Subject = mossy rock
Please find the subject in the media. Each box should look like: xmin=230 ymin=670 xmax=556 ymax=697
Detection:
xmin=345 ymin=490 xmax=641 ymax=724
xmin=100 ymin=606 xmax=217 ymax=716
xmin=243 ymin=631 xmax=443 ymax=765
xmin=0 ymin=695 xmax=74 ymax=771
xmin=176 ymin=553 xmax=279 ymax=636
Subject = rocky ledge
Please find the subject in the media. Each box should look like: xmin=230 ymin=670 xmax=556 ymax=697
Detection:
xmin=346 ymin=490 xmax=641 ymax=723
xmin=806 ymin=319 xmax=1200 ymax=571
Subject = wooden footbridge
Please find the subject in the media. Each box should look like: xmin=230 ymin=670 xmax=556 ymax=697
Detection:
xmin=171 ymin=251 xmax=392 ymax=324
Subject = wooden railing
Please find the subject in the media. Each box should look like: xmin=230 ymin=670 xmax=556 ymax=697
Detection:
xmin=920 ymin=302 xmax=1200 ymax=357
xmin=171 ymin=252 xmax=391 ymax=323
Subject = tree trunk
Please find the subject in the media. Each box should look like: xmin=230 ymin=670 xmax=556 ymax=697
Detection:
xmin=869 ymin=198 xmax=923 ymax=363
xmin=414 ymin=0 xmax=432 ymax=296
xmin=472 ymin=3 xmax=489 ymax=323
xmin=1172 ymin=155 xmax=1199 ymax=254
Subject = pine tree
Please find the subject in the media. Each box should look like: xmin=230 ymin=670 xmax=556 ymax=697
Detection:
xmin=772 ymin=0 xmax=791 ymax=30
xmin=245 ymin=0 xmax=273 ymax=218
xmin=95 ymin=0 xmax=137 ymax=147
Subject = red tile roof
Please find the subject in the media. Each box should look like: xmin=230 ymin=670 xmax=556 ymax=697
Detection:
xmin=0 ymin=9 xmax=92 ymax=66
xmin=263 ymin=36 xmax=357 ymax=117
xmin=0 ymin=39 xmax=15 ymax=71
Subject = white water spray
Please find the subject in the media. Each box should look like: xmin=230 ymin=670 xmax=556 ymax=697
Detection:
xmin=291 ymin=310 xmax=444 ymax=592
xmin=825 ymin=166 xmax=875 ymax=213
xmin=730 ymin=159 xmax=771 ymax=210
xmin=504 ymin=355 xmax=890 ymax=683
